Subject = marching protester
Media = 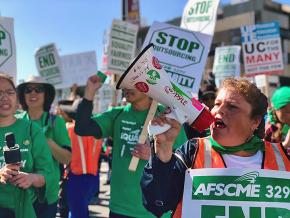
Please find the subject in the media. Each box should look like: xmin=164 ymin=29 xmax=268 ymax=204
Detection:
xmin=75 ymin=74 xmax=187 ymax=218
xmin=58 ymin=99 xmax=102 ymax=218
xmin=16 ymin=76 xmax=71 ymax=218
xmin=0 ymin=73 xmax=54 ymax=218
xmin=265 ymin=86 xmax=290 ymax=155
xmin=141 ymin=78 xmax=290 ymax=217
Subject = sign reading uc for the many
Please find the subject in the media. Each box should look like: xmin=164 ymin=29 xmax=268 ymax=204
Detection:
xmin=240 ymin=22 xmax=284 ymax=76
xmin=182 ymin=168 xmax=290 ymax=218
xmin=143 ymin=22 xmax=211 ymax=95
xmin=0 ymin=16 xmax=17 ymax=80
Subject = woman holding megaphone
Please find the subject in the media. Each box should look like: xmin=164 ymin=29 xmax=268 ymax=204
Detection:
xmin=141 ymin=78 xmax=290 ymax=218
xmin=0 ymin=73 xmax=54 ymax=218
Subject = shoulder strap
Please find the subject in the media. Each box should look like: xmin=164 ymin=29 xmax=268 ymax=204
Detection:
xmin=44 ymin=113 xmax=57 ymax=128
xmin=29 ymin=121 xmax=33 ymax=146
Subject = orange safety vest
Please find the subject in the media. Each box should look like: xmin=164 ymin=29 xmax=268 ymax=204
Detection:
xmin=173 ymin=138 xmax=290 ymax=218
xmin=67 ymin=123 xmax=102 ymax=176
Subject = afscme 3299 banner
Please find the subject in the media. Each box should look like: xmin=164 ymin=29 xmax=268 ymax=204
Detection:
xmin=182 ymin=168 xmax=290 ymax=218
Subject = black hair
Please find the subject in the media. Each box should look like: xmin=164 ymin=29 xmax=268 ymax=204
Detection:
xmin=17 ymin=83 xmax=55 ymax=112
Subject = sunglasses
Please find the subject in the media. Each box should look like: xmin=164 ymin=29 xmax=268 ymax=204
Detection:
xmin=24 ymin=86 xmax=45 ymax=94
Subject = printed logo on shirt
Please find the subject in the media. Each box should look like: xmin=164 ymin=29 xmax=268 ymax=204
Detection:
xmin=21 ymin=160 xmax=27 ymax=168
xmin=23 ymin=140 xmax=30 ymax=146
xmin=120 ymin=129 xmax=140 ymax=145
xmin=20 ymin=148 xmax=29 ymax=152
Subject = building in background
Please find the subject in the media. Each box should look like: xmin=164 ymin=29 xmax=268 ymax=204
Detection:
xmin=136 ymin=0 xmax=290 ymax=95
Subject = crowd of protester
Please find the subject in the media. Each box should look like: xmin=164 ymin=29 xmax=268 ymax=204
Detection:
xmin=0 ymin=71 xmax=289 ymax=218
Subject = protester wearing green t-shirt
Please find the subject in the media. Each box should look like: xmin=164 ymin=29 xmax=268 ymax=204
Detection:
xmin=17 ymin=76 xmax=71 ymax=218
xmin=0 ymin=73 xmax=54 ymax=218
xmin=75 ymin=74 xmax=187 ymax=218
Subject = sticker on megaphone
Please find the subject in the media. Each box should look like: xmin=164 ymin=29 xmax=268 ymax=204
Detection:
xmin=116 ymin=43 xmax=214 ymax=136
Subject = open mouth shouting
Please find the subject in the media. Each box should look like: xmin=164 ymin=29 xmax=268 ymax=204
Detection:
xmin=0 ymin=103 xmax=11 ymax=110
xmin=213 ymin=118 xmax=227 ymax=129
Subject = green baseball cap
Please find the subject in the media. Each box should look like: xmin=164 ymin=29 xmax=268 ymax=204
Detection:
xmin=271 ymin=86 xmax=290 ymax=110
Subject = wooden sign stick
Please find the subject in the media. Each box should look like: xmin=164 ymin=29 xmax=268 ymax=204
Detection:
xmin=128 ymin=100 xmax=158 ymax=171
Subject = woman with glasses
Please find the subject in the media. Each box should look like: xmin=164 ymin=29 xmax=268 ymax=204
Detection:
xmin=0 ymin=73 xmax=54 ymax=218
xmin=17 ymin=76 xmax=71 ymax=218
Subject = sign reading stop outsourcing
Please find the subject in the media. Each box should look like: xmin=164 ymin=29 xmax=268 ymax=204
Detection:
xmin=143 ymin=22 xmax=211 ymax=95
xmin=182 ymin=168 xmax=289 ymax=218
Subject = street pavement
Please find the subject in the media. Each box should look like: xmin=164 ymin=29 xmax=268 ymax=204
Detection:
xmin=89 ymin=161 xmax=110 ymax=218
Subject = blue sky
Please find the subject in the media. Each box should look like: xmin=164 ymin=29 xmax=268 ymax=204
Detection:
xmin=0 ymin=0 xmax=289 ymax=83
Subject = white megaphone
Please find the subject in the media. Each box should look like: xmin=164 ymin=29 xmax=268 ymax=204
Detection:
xmin=116 ymin=43 xmax=214 ymax=136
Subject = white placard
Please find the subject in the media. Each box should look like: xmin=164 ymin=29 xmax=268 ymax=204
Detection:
xmin=181 ymin=0 xmax=220 ymax=35
xmin=241 ymin=22 xmax=284 ymax=76
xmin=0 ymin=16 xmax=17 ymax=81
xmin=35 ymin=43 xmax=62 ymax=85
xmin=56 ymin=51 xmax=97 ymax=89
xmin=182 ymin=168 xmax=290 ymax=218
xmin=213 ymin=46 xmax=241 ymax=87
xmin=107 ymin=19 xmax=138 ymax=75
xmin=142 ymin=22 xmax=212 ymax=95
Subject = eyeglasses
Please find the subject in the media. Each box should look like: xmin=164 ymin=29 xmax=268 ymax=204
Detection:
xmin=0 ymin=89 xmax=16 ymax=98
xmin=24 ymin=86 xmax=45 ymax=94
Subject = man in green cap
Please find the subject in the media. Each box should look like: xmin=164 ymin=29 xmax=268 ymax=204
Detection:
xmin=265 ymin=86 xmax=290 ymax=155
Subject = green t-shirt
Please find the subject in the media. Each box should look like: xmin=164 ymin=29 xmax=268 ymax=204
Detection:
xmin=0 ymin=119 xmax=54 ymax=212
xmin=93 ymin=104 xmax=187 ymax=218
xmin=18 ymin=111 xmax=71 ymax=203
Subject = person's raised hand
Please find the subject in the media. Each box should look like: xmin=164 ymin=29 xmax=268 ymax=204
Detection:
xmin=84 ymin=74 xmax=104 ymax=101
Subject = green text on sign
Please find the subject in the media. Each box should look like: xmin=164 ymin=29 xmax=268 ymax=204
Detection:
xmin=192 ymin=173 xmax=290 ymax=203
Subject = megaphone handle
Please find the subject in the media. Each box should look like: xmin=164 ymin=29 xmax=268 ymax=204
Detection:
xmin=147 ymin=123 xmax=171 ymax=136
xmin=128 ymin=100 xmax=158 ymax=172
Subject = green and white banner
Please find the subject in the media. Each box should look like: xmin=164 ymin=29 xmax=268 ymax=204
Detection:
xmin=108 ymin=19 xmax=138 ymax=75
xmin=142 ymin=22 xmax=212 ymax=94
xmin=182 ymin=168 xmax=290 ymax=218
xmin=213 ymin=46 xmax=241 ymax=87
xmin=0 ymin=16 xmax=17 ymax=81
xmin=35 ymin=43 xmax=62 ymax=85
xmin=181 ymin=0 xmax=220 ymax=35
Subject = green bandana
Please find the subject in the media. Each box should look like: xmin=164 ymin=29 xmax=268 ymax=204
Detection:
xmin=271 ymin=87 xmax=290 ymax=110
xmin=210 ymin=135 xmax=265 ymax=154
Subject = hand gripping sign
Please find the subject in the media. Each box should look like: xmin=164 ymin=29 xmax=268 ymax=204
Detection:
xmin=117 ymin=44 xmax=214 ymax=170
